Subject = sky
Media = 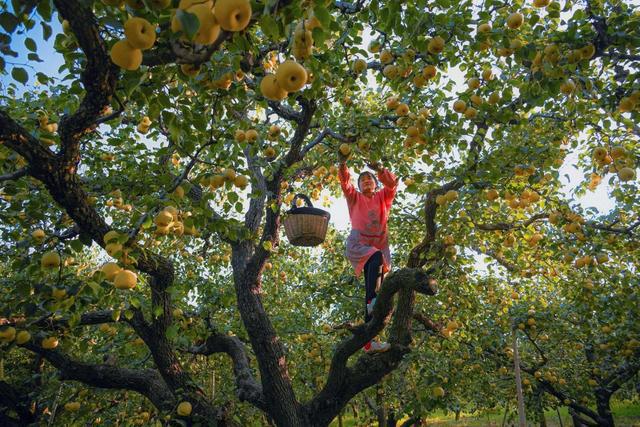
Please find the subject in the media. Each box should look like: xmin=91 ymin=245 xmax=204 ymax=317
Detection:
xmin=0 ymin=4 xmax=618 ymax=238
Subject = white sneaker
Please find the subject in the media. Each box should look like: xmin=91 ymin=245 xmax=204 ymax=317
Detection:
xmin=366 ymin=297 xmax=377 ymax=315
xmin=364 ymin=340 xmax=390 ymax=354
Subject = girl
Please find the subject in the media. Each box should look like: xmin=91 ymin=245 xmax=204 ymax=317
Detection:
xmin=338 ymin=155 xmax=399 ymax=353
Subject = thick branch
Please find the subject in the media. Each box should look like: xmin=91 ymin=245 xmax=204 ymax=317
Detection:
xmin=0 ymin=167 xmax=28 ymax=182
xmin=143 ymin=33 xmax=232 ymax=66
xmin=188 ymin=333 xmax=266 ymax=411
xmin=21 ymin=342 xmax=175 ymax=411
xmin=303 ymin=268 xmax=436 ymax=425
xmin=53 ymin=0 xmax=119 ymax=168
xmin=243 ymin=147 xmax=267 ymax=234
xmin=0 ymin=381 xmax=37 ymax=425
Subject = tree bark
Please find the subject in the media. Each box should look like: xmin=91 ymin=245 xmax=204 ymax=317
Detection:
xmin=594 ymin=389 xmax=615 ymax=427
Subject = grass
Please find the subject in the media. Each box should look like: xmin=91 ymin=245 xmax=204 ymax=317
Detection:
xmin=329 ymin=400 xmax=640 ymax=426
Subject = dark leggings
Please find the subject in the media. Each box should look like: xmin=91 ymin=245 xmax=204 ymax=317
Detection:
xmin=364 ymin=251 xmax=384 ymax=322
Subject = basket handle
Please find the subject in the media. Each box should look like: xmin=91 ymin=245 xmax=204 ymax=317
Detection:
xmin=291 ymin=193 xmax=313 ymax=209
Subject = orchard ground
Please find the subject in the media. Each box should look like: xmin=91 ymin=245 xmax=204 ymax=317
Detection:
xmin=328 ymin=400 xmax=640 ymax=426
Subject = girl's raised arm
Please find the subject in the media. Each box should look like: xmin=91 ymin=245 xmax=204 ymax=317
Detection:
xmin=338 ymin=159 xmax=357 ymax=203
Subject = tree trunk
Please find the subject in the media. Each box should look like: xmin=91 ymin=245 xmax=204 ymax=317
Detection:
xmin=386 ymin=409 xmax=397 ymax=427
xmin=376 ymin=406 xmax=386 ymax=426
xmin=571 ymin=412 xmax=586 ymax=427
xmin=594 ymin=390 xmax=615 ymax=427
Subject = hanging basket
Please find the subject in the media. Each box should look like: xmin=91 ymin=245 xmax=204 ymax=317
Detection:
xmin=283 ymin=194 xmax=331 ymax=247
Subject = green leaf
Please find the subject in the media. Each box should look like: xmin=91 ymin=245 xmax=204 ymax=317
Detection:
xmin=313 ymin=5 xmax=331 ymax=28
xmin=176 ymin=9 xmax=200 ymax=40
xmin=69 ymin=239 xmax=84 ymax=253
xmin=0 ymin=12 xmax=19 ymax=33
xmin=166 ymin=324 xmax=179 ymax=339
xmin=11 ymin=67 xmax=28 ymax=84
xmin=36 ymin=0 xmax=52 ymax=21
xmin=87 ymin=281 xmax=102 ymax=295
xmin=24 ymin=37 xmax=37 ymax=52
xmin=260 ymin=15 xmax=280 ymax=40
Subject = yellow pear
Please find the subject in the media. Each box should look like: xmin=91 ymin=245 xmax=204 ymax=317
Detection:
xmin=32 ymin=228 xmax=45 ymax=241
xmin=422 ymin=65 xmax=437 ymax=79
xmin=114 ymin=269 xmax=137 ymax=289
xmin=432 ymin=386 xmax=445 ymax=397
xmin=0 ymin=326 xmax=16 ymax=343
xmin=223 ymin=168 xmax=237 ymax=181
xmin=214 ymin=0 xmax=252 ymax=32
xmin=477 ymin=23 xmax=491 ymax=33
xmin=275 ymin=60 xmax=307 ymax=92
xmin=618 ymin=167 xmax=635 ymax=181
xmin=64 ymin=402 xmax=81 ymax=412
xmin=155 ymin=210 xmax=174 ymax=227
xmin=124 ymin=17 xmax=156 ymax=50
xmin=395 ymin=103 xmax=409 ymax=116
xmin=379 ymin=49 xmax=394 ymax=64
xmin=427 ymin=36 xmax=445 ymax=54
xmin=110 ymin=40 xmax=142 ymax=71
xmin=105 ymin=243 xmax=123 ymax=257
xmin=353 ymin=58 xmax=367 ymax=74
xmin=506 ymin=12 xmax=524 ymax=29
xmin=41 ymin=337 xmax=59 ymax=349
xmin=533 ymin=0 xmax=550 ymax=7
xmin=210 ymin=175 xmax=225 ymax=188
xmin=464 ymin=107 xmax=477 ymax=119
xmin=453 ymin=100 xmax=466 ymax=113
xmin=103 ymin=230 xmax=120 ymax=244
xmin=245 ymin=129 xmax=258 ymax=142
xmin=467 ymin=77 xmax=481 ymax=90
xmin=101 ymin=262 xmax=122 ymax=281
xmin=41 ymin=251 xmax=61 ymax=269
xmin=181 ymin=63 xmax=201 ymax=77
xmin=52 ymin=288 xmax=67 ymax=300
xmin=189 ymin=4 xmax=221 ymax=44
xmin=234 ymin=175 xmax=249 ymax=188
xmin=177 ymin=401 xmax=192 ymax=416
xmin=260 ymin=75 xmax=288 ymax=101
xmin=15 ymin=330 xmax=31 ymax=345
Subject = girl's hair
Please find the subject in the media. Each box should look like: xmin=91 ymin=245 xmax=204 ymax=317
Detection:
xmin=358 ymin=171 xmax=380 ymax=191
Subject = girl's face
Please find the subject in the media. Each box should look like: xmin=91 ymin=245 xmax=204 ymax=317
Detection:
xmin=359 ymin=173 xmax=377 ymax=194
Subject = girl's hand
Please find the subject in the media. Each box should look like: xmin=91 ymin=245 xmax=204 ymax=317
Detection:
xmin=367 ymin=161 xmax=381 ymax=171
xmin=338 ymin=151 xmax=349 ymax=164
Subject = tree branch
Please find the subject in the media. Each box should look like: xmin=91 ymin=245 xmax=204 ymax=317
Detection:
xmin=53 ymin=0 xmax=119 ymax=169
xmin=20 ymin=342 xmax=175 ymax=411
xmin=0 ymin=167 xmax=28 ymax=182
xmin=303 ymin=268 xmax=437 ymax=425
xmin=0 ymin=380 xmax=37 ymax=425
xmin=474 ymin=213 xmax=548 ymax=232
xmin=187 ymin=332 xmax=266 ymax=411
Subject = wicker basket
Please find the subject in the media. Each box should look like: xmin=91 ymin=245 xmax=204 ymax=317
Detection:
xmin=283 ymin=194 xmax=331 ymax=247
